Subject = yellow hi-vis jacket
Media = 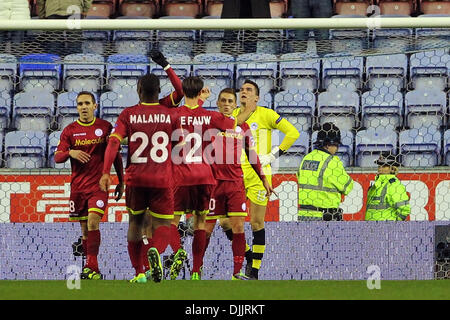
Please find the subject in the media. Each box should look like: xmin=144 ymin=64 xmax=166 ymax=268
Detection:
xmin=297 ymin=149 xmax=353 ymax=218
xmin=365 ymin=174 xmax=411 ymax=221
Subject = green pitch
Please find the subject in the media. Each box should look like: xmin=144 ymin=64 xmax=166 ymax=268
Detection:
xmin=0 ymin=280 xmax=448 ymax=300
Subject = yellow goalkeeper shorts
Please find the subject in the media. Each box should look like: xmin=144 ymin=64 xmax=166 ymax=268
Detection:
xmin=242 ymin=165 xmax=272 ymax=207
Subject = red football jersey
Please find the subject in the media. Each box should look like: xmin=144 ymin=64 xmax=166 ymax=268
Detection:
xmin=172 ymin=105 xmax=237 ymax=186
xmin=110 ymin=102 xmax=180 ymax=188
xmin=55 ymin=118 xmax=112 ymax=193
xmin=212 ymin=122 xmax=254 ymax=181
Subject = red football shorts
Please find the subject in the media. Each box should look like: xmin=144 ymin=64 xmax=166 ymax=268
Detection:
xmin=126 ymin=185 xmax=174 ymax=219
xmin=173 ymin=184 xmax=215 ymax=215
xmin=69 ymin=190 xmax=108 ymax=222
xmin=206 ymin=179 xmax=248 ymax=221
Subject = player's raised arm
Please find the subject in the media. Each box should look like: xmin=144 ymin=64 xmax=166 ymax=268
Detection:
xmin=151 ymin=50 xmax=184 ymax=107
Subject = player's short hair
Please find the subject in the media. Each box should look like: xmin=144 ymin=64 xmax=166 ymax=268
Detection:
xmin=182 ymin=76 xmax=204 ymax=99
xmin=243 ymin=79 xmax=260 ymax=96
xmin=218 ymin=88 xmax=237 ymax=102
xmin=77 ymin=91 xmax=96 ymax=104
xmin=138 ymin=73 xmax=160 ymax=98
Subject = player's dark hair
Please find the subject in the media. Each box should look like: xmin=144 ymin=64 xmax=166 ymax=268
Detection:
xmin=243 ymin=79 xmax=260 ymax=96
xmin=182 ymin=76 xmax=204 ymax=99
xmin=218 ymin=88 xmax=237 ymax=101
xmin=77 ymin=91 xmax=96 ymax=104
xmin=138 ymin=73 xmax=160 ymax=102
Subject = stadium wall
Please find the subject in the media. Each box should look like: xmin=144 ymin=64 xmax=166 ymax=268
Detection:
xmin=0 ymin=170 xmax=449 ymax=223
xmin=0 ymin=221 xmax=447 ymax=280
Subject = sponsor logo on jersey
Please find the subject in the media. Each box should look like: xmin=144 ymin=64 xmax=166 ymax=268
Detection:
xmin=74 ymin=137 xmax=105 ymax=146
xmin=73 ymin=132 xmax=87 ymax=137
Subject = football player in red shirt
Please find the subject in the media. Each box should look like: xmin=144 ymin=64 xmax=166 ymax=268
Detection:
xmin=204 ymin=88 xmax=273 ymax=280
xmin=100 ymin=73 xmax=182 ymax=283
xmin=169 ymin=77 xmax=257 ymax=280
xmin=55 ymin=91 xmax=124 ymax=280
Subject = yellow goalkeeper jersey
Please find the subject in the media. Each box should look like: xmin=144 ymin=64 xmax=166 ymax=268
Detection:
xmin=232 ymin=106 xmax=300 ymax=175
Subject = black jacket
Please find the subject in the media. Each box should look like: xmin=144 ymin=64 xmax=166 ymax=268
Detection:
xmin=221 ymin=0 xmax=271 ymax=18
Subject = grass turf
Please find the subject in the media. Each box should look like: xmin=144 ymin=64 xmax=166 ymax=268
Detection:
xmin=0 ymin=280 xmax=449 ymax=300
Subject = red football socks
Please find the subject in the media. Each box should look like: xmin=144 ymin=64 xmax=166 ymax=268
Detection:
xmin=142 ymin=237 xmax=153 ymax=273
xmin=152 ymin=225 xmax=170 ymax=254
xmin=232 ymin=232 xmax=246 ymax=275
xmin=127 ymin=240 xmax=143 ymax=276
xmin=86 ymin=230 xmax=100 ymax=273
xmin=192 ymin=229 xmax=206 ymax=273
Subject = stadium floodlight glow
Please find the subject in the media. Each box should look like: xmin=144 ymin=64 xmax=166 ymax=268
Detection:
xmin=0 ymin=17 xmax=450 ymax=30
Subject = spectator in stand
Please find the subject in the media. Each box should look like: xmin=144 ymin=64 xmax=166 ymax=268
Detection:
xmin=37 ymin=0 xmax=92 ymax=19
xmin=289 ymin=0 xmax=334 ymax=54
xmin=37 ymin=0 xmax=92 ymax=54
xmin=221 ymin=0 xmax=271 ymax=53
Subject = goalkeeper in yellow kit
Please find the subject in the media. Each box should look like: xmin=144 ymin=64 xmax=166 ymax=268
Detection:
xmin=221 ymin=80 xmax=300 ymax=279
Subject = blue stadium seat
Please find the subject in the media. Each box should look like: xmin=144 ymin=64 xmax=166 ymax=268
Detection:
xmin=0 ymin=90 xmax=11 ymax=131
xmin=330 ymin=15 xmax=369 ymax=54
xmin=444 ymin=129 xmax=450 ymax=166
xmin=274 ymin=89 xmax=316 ymax=132
xmin=399 ymin=127 xmax=442 ymax=167
xmin=156 ymin=16 xmax=196 ymax=56
xmin=312 ymin=129 xmax=354 ymax=167
xmin=199 ymin=16 xmax=225 ymax=53
xmin=274 ymin=131 xmax=310 ymax=169
xmin=82 ymin=16 xmax=111 ymax=55
xmin=279 ymin=53 xmax=320 ymax=92
xmin=236 ymin=53 xmax=277 ymax=106
xmin=13 ymin=90 xmax=55 ymax=131
xmin=317 ymin=90 xmax=360 ymax=132
xmin=322 ymin=53 xmax=364 ymax=92
xmin=365 ymin=53 xmax=408 ymax=91
xmin=5 ymin=130 xmax=47 ymax=169
xmin=113 ymin=18 xmax=152 ymax=55
xmin=150 ymin=54 xmax=192 ymax=98
xmin=361 ymin=89 xmax=404 ymax=131
xmin=372 ymin=15 xmax=413 ymax=53
xmin=193 ymin=53 xmax=234 ymax=109
xmin=100 ymin=90 xmax=140 ymax=124
xmin=255 ymin=29 xmax=284 ymax=55
xmin=106 ymin=54 xmax=149 ymax=92
xmin=405 ymin=89 xmax=446 ymax=130
xmin=56 ymin=92 xmax=99 ymax=130
xmin=356 ymin=128 xmax=398 ymax=167
xmin=63 ymin=54 xmax=105 ymax=93
xmin=0 ymin=54 xmax=17 ymax=94
xmin=19 ymin=54 xmax=62 ymax=92
xmin=409 ymin=49 xmax=450 ymax=90
xmin=48 ymin=131 xmax=70 ymax=169
xmin=416 ymin=15 xmax=450 ymax=50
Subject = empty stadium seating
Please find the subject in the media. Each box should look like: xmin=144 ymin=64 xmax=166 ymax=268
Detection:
xmin=400 ymin=127 xmax=442 ymax=167
xmin=274 ymin=89 xmax=316 ymax=132
xmin=356 ymin=128 xmax=398 ymax=167
xmin=13 ymin=90 xmax=54 ymax=131
xmin=5 ymin=130 xmax=47 ymax=169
